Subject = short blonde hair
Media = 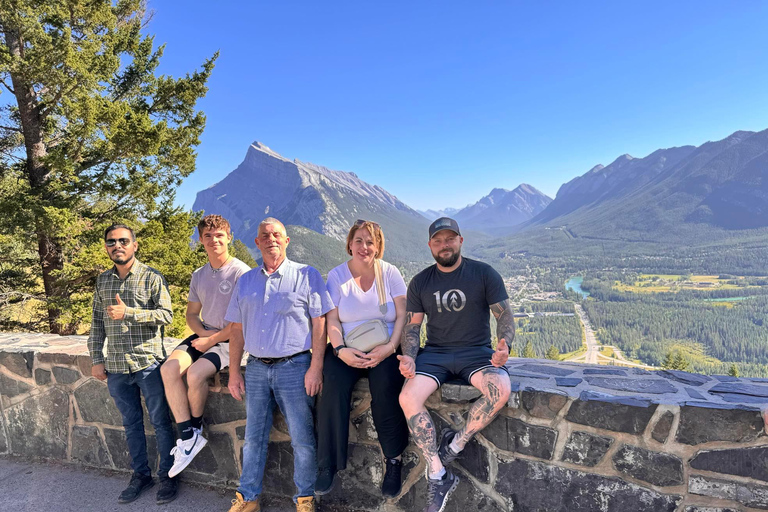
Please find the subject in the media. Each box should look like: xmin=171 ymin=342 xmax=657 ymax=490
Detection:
xmin=346 ymin=220 xmax=385 ymax=259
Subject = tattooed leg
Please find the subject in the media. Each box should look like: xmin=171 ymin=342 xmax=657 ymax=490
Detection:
xmin=454 ymin=369 xmax=511 ymax=450
xmin=399 ymin=376 xmax=441 ymax=476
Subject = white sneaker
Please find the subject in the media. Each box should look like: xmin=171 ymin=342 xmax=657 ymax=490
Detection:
xmin=168 ymin=429 xmax=208 ymax=477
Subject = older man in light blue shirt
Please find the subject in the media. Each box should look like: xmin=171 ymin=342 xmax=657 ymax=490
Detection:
xmin=226 ymin=218 xmax=333 ymax=512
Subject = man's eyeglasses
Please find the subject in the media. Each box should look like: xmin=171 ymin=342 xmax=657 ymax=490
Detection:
xmin=354 ymin=219 xmax=380 ymax=230
xmin=105 ymin=238 xmax=132 ymax=247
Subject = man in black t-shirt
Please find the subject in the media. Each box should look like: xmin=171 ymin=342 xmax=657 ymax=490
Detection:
xmin=398 ymin=217 xmax=514 ymax=512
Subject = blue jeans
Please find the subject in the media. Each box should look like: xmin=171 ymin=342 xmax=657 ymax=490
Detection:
xmin=239 ymin=352 xmax=316 ymax=502
xmin=107 ymin=362 xmax=175 ymax=478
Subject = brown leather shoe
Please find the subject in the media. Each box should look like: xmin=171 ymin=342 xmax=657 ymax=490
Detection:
xmin=228 ymin=492 xmax=260 ymax=512
xmin=296 ymin=496 xmax=315 ymax=512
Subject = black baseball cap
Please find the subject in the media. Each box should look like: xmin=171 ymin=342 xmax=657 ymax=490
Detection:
xmin=429 ymin=217 xmax=461 ymax=239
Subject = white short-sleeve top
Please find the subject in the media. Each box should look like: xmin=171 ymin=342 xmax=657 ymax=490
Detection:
xmin=326 ymin=260 xmax=407 ymax=337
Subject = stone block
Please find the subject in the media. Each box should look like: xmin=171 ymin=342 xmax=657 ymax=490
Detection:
xmin=496 ymin=457 xmax=681 ymax=511
xmin=676 ymin=405 xmax=764 ymax=445
xmin=555 ymin=377 xmax=582 ymax=387
xmin=71 ymin=425 xmax=110 ymax=467
xmin=318 ymin=443 xmax=386 ymax=510
xmin=561 ymin=431 xmax=613 ymax=467
xmin=457 ymin=433 xmax=490 ymax=483
xmin=34 ymin=368 xmax=51 ymax=385
xmin=583 ymin=369 xmax=627 ymax=375
xmin=441 ymin=382 xmax=482 ymax=403
xmin=202 ymin=391 xmax=246 ymax=425
xmin=612 ymin=444 xmax=683 ymax=487
xmin=483 ymin=416 xmax=557 ymax=460
xmin=5 ymin=387 xmax=69 ymax=459
xmin=76 ymin=354 xmax=94 ymax=377
xmin=657 ymin=370 xmax=711 ymax=386
xmin=689 ymin=475 xmax=768 ymax=509
xmin=0 ymin=411 xmax=7 ymax=453
xmin=0 ymin=351 xmax=34 ymax=378
xmin=262 ymin=441 xmax=296 ymax=498
xmin=684 ymin=387 xmax=706 ymax=400
xmin=584 ymin=376 xmax=678 ymax=394
xmin=185 ymin=431 xmax=239 ymax=483
xmin=684 ymin=507 xmax=739 ymax=512
xmin=0 ymin=373 xmax=32 ymax=398
xmin=74 ymin=380 xmax=123 ymax=426
xmin=103 ymin=427 xmax=158 ymax=473
xmin=514 ymin=363 xmax=576 ymax=376
xmin=52 ymin=366 xmax=81 ymax=385
xmin=351 ymin=408 xmax=378 ymax=442
xmin=566 ymin=398 xmax=657 ymax=434
xmin=579 ymin=390 xmax=653 ymax=407
xmin=651 ymin=411 xmax=675 ymax=443
xmin=37 ymin=352 xmax=77 ymax=365
xmin=690 ymin=446 xmax=768 ymax=482
xmin=399 ymin=466 xmax=505 ymax=512
xmin=520 ymin=388 xmax=568 ymax=419
xmin=236 ymin=425 xmax=245 ymax=440
xmin=709 ymin=382 xmax=768 ymax=403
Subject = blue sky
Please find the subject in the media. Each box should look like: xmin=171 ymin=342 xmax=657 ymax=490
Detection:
xmin=148 ymin=1 xmax=768 ymax=211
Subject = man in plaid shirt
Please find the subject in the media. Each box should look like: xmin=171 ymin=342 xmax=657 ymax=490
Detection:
xmin=87 ymin=224 xmax=178 ymax=505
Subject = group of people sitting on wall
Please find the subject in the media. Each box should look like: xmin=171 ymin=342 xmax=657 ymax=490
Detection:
xmin=87 ymin=213 xmax=516 ymax=512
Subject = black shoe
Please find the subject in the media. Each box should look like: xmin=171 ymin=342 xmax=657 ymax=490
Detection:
xmin=315 ymin=468 xmax=336 ymax=495
xmin=424 ymin=469 xmax=459 ymax=512
xmin=437 ymin=428 xmax=460 ymax=466
xmin=156 ymin=476 xmax=179 ymax=505
xmin=118 ymin=473 xmax=154 ymax=504
xmin=381 ymin=458 xmax=402 ymax=498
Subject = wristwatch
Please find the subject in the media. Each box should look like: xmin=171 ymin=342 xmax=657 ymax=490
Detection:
xmin=333 ymin=345 xmax=346 ymax=357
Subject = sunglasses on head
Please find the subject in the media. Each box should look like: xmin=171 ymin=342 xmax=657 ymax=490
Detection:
xmin=354 ymin=219 xmax=380 ymax=230
xmin=105 ymin=238 xmax=132 ymax=247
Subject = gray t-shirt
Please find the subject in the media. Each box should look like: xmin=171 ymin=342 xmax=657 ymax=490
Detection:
xmin=189 ymin=257 xmax=251 ymax=330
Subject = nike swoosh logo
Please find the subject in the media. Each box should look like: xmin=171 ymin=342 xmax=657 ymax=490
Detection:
xmin=184 ymin=437 xmax=199 ymax=456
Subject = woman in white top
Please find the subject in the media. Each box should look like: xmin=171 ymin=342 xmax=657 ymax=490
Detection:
xmin=315 ymin=220 xmax=409 ymax=498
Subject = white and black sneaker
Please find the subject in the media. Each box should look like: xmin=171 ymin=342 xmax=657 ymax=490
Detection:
xmin=168 ymin=428 xmax=208 ymax=477
xmin=424 ymin=468 xmax=459 ymax=512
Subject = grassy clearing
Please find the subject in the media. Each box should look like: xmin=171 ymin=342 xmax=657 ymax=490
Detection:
xmin=615 ymin=273 xmax=749 ymax=293
xmin=600 ymin=346 xmax=615 ymax=358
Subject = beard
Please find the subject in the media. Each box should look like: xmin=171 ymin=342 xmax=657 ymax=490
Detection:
xmin=110 ymin=252 xmax=134 ymax=265
xmin=433 ymin=247 xmax=460 ymax=267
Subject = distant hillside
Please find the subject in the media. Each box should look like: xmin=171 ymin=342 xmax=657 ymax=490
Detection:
xmin=193 ymin=142 xmax=432 ymax=269
xmin=523 ymin=129 xmax=768 ymax=240
xmin=454 ymin=184 xmax=552 ymax=235
xmin=418 ymin=207 xmax=460 ymax=221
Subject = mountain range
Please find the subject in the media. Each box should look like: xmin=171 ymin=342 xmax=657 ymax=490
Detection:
xmin=523 ymin=129 xmax=768 ymax=239
xmin=193 ymin=129 xmax=768 ymax=272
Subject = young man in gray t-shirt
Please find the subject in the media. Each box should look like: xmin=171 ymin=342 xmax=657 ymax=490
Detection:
xmin=160 ymin=215 xmax=251 ymax=477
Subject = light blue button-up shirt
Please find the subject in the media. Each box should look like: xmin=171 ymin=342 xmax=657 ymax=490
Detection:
xmin=225 ymin=258 xmax=334 ymax=357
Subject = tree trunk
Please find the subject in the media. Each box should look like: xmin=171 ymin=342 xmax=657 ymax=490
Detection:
xmin=4 ymin=26 xmax=64 ymax=333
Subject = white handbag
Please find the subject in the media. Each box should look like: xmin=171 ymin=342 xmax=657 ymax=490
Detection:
xmin=343 ymin=260 xmax=389 ymax=353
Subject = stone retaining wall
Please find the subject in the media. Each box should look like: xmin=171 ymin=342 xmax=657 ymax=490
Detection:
xmin=2 ymin=333 xmax=768 ymax=511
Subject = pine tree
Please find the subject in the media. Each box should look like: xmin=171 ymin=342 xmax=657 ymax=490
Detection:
xmin=545 ymin=345 xmax=560 ymax=360
xmin=662 ymin=351 xmax=676 ymax=370
xmin=522 ymin=341 xmax=537 ymax=359
xmin=672 ymin=352 xmax=690 ymax=371
xmin=728 ymin=364 xmax=740 ymax=378
xmin=0 ymin=1 xmax=216 ymax=333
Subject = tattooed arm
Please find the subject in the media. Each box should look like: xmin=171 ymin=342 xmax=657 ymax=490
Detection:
xmin=397 ymin=311 xmax=424 ymax=378
xmin=490 ymin=299 xmax=514 ymax=367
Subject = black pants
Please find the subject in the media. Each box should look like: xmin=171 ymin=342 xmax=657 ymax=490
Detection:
xmin=316 ymin=345 xmax=409 ymax=472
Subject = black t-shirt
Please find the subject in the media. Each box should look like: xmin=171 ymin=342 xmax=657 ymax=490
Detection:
xmin=406 ymin=257 xmax=509 ymax=348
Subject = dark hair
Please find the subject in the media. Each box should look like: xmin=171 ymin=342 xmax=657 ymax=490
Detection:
xmin=104 ymin=224 xmax=135 ymax=241
xmin=346 ymin=220 xmax=385 ymax=259
xmin=197 ymin=214 xmax=232 ymax=237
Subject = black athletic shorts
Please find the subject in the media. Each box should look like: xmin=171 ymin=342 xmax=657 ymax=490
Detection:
xmin=173 ymin=334 xmax=229 ymax=372
xmin=415 ymin=345 xmax=508 ymax=387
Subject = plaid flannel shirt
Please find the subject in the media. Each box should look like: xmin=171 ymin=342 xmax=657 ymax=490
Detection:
xmin=87 ymin=260 xmax=173 ymax=374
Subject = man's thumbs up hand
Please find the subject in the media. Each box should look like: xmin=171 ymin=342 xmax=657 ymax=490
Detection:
xmin=491 ymin=338 xmax=510 ymax=368
xmin=107 ymin=293 xmax=127 ymax=320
